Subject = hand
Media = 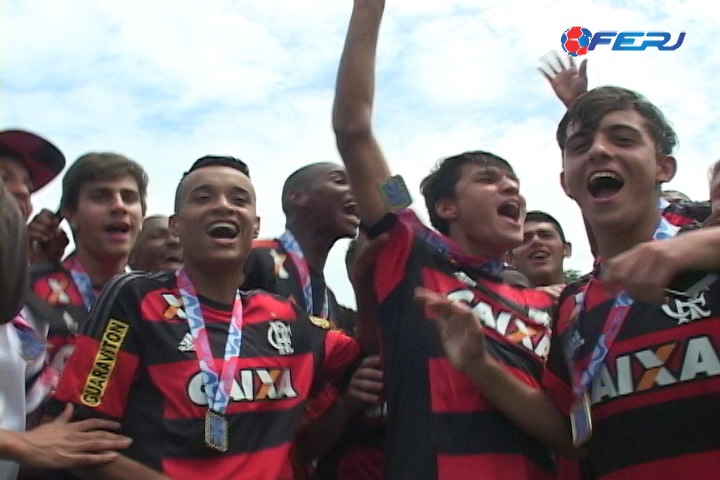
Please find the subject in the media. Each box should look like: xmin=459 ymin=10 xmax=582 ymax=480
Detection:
xmin=349 ymin=233 xmax=389 ymax=291
xmin=601 ymin=240 xmax=680 ymax=304
xmin=702 ymin=209 xmax=720 ymax=228
xmin=538 ymin=53 xmax=588 ymax=107
xmin=27 ymin=209 xmax=68 ymax=264
xmin=7 ymin=404 xmax=132 ymax=469
xmin=344 ymin=355 xmax=383 ymax=410
xmin=415 ymin=287 xmax=487 ymax=374
xmin=535 ymin=284 xmax=565 ymax=299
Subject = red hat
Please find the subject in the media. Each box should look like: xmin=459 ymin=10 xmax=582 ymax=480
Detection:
xmin=0 ymin=129 xmax=66 ymax=193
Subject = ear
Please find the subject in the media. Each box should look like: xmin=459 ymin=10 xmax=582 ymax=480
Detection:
xmin=435 ymin=198 xmax=459 ymax=223
xmin=657 ymin=155 xmax=676 ymax=184
xmin=253 ymin=216 xmax=261 ymax=238
xmin=560 ymin=171 xmax=573 ymax=199
xmin=62 ymin=208 xmax=79 ymax=231
xmin=169 ymin=214 xmax=180 ymax=237
xmin=563 ymin=242 xmax=572 ymax=258
xmin=286 ymin=191 xmax=310 ymax=210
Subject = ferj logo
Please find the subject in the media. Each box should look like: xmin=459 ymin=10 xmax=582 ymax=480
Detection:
xmin=561 ymin=26 xmax=685 ymax=56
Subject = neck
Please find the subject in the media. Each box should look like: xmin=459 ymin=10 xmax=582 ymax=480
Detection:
xmin=595 ymin=207 xmax=661 ymax=263
xmin=285 ymin=220 xmax=335 ymax=272
xmin=530 ymin=270 xmax=564 ymax=288
xmin=75 ymin=248 xmax=128 ymax=288
xmin=182 ymin=263 xmax=244 ymax=305
xmin=448 ymin=227 xmax=505 ymax=261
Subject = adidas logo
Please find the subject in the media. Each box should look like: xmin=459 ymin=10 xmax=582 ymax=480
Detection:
xmin=178 ymin=332 xmax=194 ymax=352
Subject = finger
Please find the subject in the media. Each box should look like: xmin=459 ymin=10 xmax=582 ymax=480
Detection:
xmin=568 ymin=55 xmax=576 ymax=68
xmin=579 ymin=59 xmax=588 ymax=78
xmin=351 ymin=378 xmax=384 ymax=392
xmin=348 ymin=388 xmax=381 ymax=404
xmin=553 ymin=51 xmax=566 ymax=72
xmin=70 ymin=417 xmax=123 ymax=432
xmin=71 ymin=436 xmax=133 ymax=452
xmin=360 ymin=355 xmax=382 ymax=368
xmin=537 ymin=66 xmax=554 ymax=83
xmin=54 ymin=403 xmax=74 ymax=423
xmin=354 ymin=369 xmax=384 ymax=382
xmin=61 ymin=452 xmax=119 ymax=467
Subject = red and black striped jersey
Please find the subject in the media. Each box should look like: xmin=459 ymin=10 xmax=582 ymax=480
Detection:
xmin=663 ymin=200 xmax=711 ymax=227
xmin=30 ymin=259 xmax=92 ymax=378
xmin=307 ymin=384 xmax=386 ymax=480
xmin=367 ymin=212 xmax=556 ymax=480
xmin=243 ymin=239 xmax=349 ymax=332
xmin=545 ymin=227 xmax=720 ymax=480
xmin=48 ymin=271 xmax=361 ymax=480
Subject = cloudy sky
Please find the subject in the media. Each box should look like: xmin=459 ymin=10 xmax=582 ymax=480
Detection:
xmin=3 ymin=0 xmax=717 ymax=307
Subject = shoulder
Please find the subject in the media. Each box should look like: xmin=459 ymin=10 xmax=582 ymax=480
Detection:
xmin=99 ymin=271 xmax=173 ymax=304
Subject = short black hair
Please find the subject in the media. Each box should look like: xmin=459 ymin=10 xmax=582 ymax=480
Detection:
xmin=525 ymin=210 xmax=567 ymax=244
xmin=420 ymin=151 xmax=514 ymax=236
xmin=174 ymin=155 xmax=250 ymax=212
xmin=281 ymin=162 xmax=339 ymax=214
xmin=557 ymin=86 xmax=677 ymax=157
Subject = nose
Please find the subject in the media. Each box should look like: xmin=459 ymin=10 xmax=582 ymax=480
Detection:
xmin=587 ymin=135 xmax=613 ymax=163
xmin=165 ymin=232 xmax=181 ymax=247
xmin=109 ymin=192 xmax=129 ymax=212
xmin=499 ymin=176 xmax=520 ymax=195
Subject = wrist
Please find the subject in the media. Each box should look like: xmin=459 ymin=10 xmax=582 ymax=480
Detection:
xmin=460 ymin=354 xmax=500 ymax=386
xmin=0 ymin=429 xmax=27 ymax=462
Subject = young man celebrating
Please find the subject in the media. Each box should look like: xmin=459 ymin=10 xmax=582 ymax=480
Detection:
xmin=128 ymin=215 xmax=183 ymax=272
xmin=419 ymin=86 xmax=720 ymax=480
xmin=32 ymin=152 xmax=147 ymax=377
xmin=244 ymin=161 xmax=359 ymax=325
xmin=512 ymin=211 xmax=572 ymax=295
xmin=49 ymin=156 xmax=362 ymax=480
xmin=332 ymin=1 xmax=555 ymax=479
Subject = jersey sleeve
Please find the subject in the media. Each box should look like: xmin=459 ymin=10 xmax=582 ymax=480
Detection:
xmin=364 ymin=211 xmax=417 ymax=304
xmin=48 ymin=273 xmax=144 ymax=422
xmin=320 ymin=330 xmax=362 ymax=388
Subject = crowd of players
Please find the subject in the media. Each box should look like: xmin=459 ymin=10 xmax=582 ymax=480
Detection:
xmin=2 ymin=1 xmax=720 ymax=479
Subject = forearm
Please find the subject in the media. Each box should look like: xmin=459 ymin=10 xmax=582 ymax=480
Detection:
xmin=73 ymin=454 xmax=171 ymax=480
xmin=463 ymin=359 xmax=580 ymax=459
xmin=333 ymin=0 xmax=391 ymax=226
xmin=673 ymin=226 xmax=720 ymax=272
xmin=295 ymin=395 xmax=358 ymax=462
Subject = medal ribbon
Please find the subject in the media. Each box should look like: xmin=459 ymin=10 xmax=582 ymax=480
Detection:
xmin=67 ymin=258 xmax=98 ymax=311
xmin=12 ymin=312 xmax=47 ymax=364
xmin=567 ymin=199 xmax=678 ymax=399
xmin=278 ymin=230 xmax=330 ymax=319
xmin=176 ymin=268 xmax=243 ymax=414
xmin=396 ymin=209 xmax=505 ymax=275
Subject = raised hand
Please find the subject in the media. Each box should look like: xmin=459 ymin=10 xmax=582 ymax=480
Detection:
xmin=414 ymin=287 xmax=487 ymax=373
xmin=4 ymin=404 xmax=132 ymax=469
xmin=27 ymin=208 xmax=69 ymax=264
xmin=538 ymin=53 xmax=588 ymax=107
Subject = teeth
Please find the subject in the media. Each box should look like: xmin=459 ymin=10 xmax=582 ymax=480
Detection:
xmin=208 ymin=222 xmax=238 ymax=235
xmin=531 ymin=252 xmax=549 ymax=259
xmin=590 ymin=171 xmax=622 ymax=183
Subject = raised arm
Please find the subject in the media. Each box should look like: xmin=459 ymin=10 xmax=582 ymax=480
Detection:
xmin=333 ymin=0 xmax=392 ymax=226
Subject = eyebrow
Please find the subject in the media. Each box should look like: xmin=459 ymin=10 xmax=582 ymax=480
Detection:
xmin=566 ymin=123 xmax=643 ymax=144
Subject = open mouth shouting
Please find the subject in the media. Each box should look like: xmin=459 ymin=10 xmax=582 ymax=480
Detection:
xmin=587 ymin=171 xmax=625 ymax=202
xmin=497 ymin=200 xmax=522 ymax=225
xmin=206 ymin=220 xmax=240 ymax=245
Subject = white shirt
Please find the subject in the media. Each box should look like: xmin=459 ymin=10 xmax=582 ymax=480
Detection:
xmin=0 ymin=307 xmax=48 ymax=480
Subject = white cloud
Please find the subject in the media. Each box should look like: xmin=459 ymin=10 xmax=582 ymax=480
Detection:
xmin=2 ymin=0 xmax=715 ymax=307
